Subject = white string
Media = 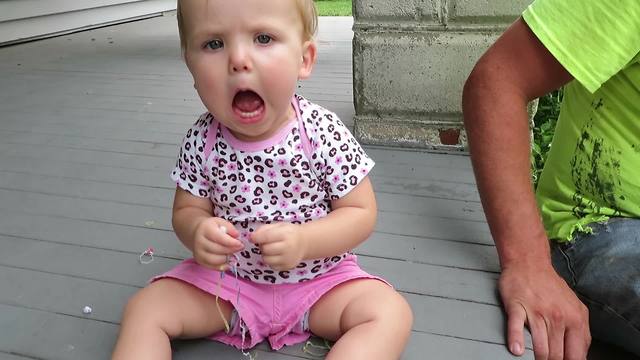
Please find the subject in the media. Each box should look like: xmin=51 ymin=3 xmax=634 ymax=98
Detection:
xmin=139 ymin=247 xmax=154 ymax=264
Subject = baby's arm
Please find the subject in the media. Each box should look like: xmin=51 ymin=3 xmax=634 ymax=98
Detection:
xmin=299 ymin=176 xmax=376 ymax=257
xmin=251 ymin=176 xmax=376 ymax=270
xmin=172 ymin=187 xmax=244 ymax=269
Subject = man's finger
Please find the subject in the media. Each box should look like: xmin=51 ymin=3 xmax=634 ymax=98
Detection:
xmin=505 ymin=302 xmax=527 ymax=356
xmin=563 ymin=326 xmax=589 ymax=360
xmin=529 ymin=314 xmax=550 ymax=360
xmin=544 ymin=314 xmax=565 ymax=360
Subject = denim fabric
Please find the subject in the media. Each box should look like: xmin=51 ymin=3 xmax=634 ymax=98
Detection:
xmin=551 ymin=218 xmax=640 ymax=356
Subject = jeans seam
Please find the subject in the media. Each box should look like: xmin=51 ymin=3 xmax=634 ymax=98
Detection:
xmin=558 ymin=246 xmax=578 ymax=287
xmin=577 ymin=292 xmax=640 ymax=335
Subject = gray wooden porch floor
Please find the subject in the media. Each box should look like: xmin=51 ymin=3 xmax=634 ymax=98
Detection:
xmin=0 ymin=14 xmax=636 ymax=360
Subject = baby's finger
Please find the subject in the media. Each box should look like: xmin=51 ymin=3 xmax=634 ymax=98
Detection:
xmin=251 ymin=224 xmax=282 ymax=245
xmin=202 ymin=240 xmax=243 ymax=256
xmin=201 ymin=225 xmax=244 ymax=249
xmin=196 ymin=252 xmax=229 ymax=270
xmin=260 ymin=241 xmax=286 ymax=257
xmin=262 ymin=255 xmax=283 ymax=269
xmin=217 ymin=220 xmax=240 ymax=238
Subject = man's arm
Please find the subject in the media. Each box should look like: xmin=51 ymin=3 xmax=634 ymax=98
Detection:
xmin=463 ymin=18 xmax=590 ymax=360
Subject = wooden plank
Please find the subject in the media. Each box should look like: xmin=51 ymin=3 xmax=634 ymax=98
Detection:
xmin=0 ymin=257 xmax=512 ymax=351
xmin=377 ymin=211 xmax=492 ymax=245
xmin=0 ymin=157 xmax=171 ymax=188
xmin=0 ymin=169 xmax=482 ymax=222
xmin=0 ymin=210 xmax=184 ymax=258
xmin=0 ymin=266 xmax=136 ymax=324
xmin=402 ymin=331 xmax=532 ymax=360
xmin=0 ymin=153 xmax=479 ymax=205
xmin=0 ymin=234 xmax=498 ymax=304
xmin=0 ymin=171 xmax=175 ymax=209
xmin=406 ymin=293 xmax=532 ymax=350
xmin=0 ymin=352 xmax=40 ymax=360
xmin=0 ymin=157 xmax=478 ymax=204
xmin=370 ymin=173 xmax=480 ymax=202
xmin=0 ymin=130 xmax=178 ymax=158
xmin=0 ymin=303 xmax=119 ymax=360
xmin=0 ymin=187 xmax=490 ymax=244
xmin=0 ymin=210 xmax=499 ymax=275
xmin=366 ymin=147 xmax=474 ymax=170
xmin=174 ymin=331 xmax=531 ymax=360
xmin=0 ymin=188 xmax=174 ymax=231
xmin=375 ymin=192 xmax=484 ymax=221
xmin=359 ymin=233 xmax=500 ymax=273
xmin=0 ymin=143 xmax=174 ymax=172
xmin=0 ymin=304 xmax=309 ymax=360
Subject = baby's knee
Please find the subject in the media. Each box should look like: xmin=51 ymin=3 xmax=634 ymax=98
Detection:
xmin=121 ymin=288 xmax=155 ymax=325
xmin=121 ymin=287 xmax=181 ymax=337
xmin=381 ymin=290 xmax=413 ymax=333
xmin=352 ymin=286 xmax=413 ymax=333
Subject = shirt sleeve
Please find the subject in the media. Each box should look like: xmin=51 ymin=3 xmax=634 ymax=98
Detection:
xmin=307 ymin=109 xmax=375 ymax=200
xmin=523 ymin=0 xmax=640 ymax=93
xmin=170 ymin=113 xmax=213 ymax=198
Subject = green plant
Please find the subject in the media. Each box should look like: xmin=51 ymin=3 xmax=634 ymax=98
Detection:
xmin=531 ymin=89 xmax=563 ymax=188
xmin=314 ymin=0 xmax=352 ymax=16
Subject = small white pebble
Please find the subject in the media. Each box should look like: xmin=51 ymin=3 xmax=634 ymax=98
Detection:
xmin=82 ymin=306 xmax=93 ymax=314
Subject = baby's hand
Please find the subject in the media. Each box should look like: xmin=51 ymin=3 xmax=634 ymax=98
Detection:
xmin=251 ymin=223 xmax=306 ymax=271
xmin=193 ymin=218 xmax=244 ymax=270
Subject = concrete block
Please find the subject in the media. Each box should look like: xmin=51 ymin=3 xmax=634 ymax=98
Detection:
xmin=353 ymin=31 xmax=498 ymax=115
xmin=450 ymin=0 xmax=531 ymax=20
xmin=353 ymin=114 xmax=468 ymax=150
xmin=352 ymin=0 xmax=535 ymax=149
xmin=354 ymin=0 xmax=441 ymax=23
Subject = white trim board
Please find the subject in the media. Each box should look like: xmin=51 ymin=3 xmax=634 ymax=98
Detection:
xmin=0 ymin=0 xmax=176 ymax=46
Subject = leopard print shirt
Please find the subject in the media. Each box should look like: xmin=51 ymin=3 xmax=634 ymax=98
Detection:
xmin=171 ymin=95 xmax=375 ymax=284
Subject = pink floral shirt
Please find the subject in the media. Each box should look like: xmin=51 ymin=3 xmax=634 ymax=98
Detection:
xmin=171 ymin=95 xmax=374 ymax=284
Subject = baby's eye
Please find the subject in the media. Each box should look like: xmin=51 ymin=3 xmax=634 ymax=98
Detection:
xmin=256 ymin=34 xmax=272 ymax=44
xmin=205 ymin=39 xmax=224 ymax=50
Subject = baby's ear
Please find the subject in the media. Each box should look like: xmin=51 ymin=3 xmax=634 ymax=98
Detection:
xmin=298 ymin=40 xmax=317 ymax=80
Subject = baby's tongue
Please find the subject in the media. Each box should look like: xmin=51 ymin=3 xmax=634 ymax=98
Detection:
xmin=233 ymin=91 xmax=263 ymax=112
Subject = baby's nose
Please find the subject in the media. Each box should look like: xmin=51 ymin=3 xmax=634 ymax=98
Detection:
xmin=229 ymin=45 xmax=251 ymax=72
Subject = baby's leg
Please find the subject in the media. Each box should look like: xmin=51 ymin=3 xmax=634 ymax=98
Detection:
xmin=112 ymin=278 xmax=232 ymax=360
xmin=308 ymin=279 xmax=413 ymax=360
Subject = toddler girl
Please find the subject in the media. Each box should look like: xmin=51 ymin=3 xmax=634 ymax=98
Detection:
xmin=112 ymin=0 xmax=413 ymax=359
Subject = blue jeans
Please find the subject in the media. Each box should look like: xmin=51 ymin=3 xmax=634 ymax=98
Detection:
xmin=551 ymin=218 xmax=640 ymax=356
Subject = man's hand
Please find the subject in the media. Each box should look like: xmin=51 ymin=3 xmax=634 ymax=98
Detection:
xmin=251 ymin=223 xmax=306 ymax=271
xmin=499 ymin=262 xmax=591 ymax=360
xmin=192 ymin=218 xmax=244 ymax=270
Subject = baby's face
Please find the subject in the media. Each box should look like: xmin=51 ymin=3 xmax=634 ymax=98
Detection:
xmin=181 ymin=0 xmax=315 ymax=142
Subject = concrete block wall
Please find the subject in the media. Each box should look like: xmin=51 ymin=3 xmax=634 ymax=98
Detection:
xmin=353 ymin=0 xmax=534 ymax=150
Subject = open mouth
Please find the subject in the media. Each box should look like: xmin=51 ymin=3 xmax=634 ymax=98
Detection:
xmin=232 ymin=90 xmax=265 ymax=123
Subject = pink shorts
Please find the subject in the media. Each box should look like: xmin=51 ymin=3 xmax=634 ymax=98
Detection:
xmin=152 ymin=254 xmax=388 ymax=350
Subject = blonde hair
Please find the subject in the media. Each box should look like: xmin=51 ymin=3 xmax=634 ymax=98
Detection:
xmin=176 ymin=0 xmax=318 ymax=52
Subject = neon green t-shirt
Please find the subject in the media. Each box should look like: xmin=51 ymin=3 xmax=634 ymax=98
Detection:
xmin=523 ymin=0 xmax=640 ymax=242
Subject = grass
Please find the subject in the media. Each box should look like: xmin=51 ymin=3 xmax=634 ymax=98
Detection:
xmin=315 ymin=0 xmax=352 ymax=16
